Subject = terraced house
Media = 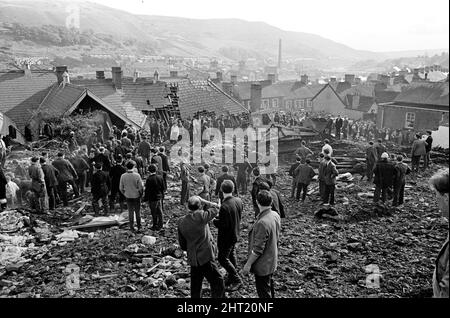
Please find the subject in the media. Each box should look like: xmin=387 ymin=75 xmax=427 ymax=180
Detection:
xmin=0 ymin=65 xmax=246 ymax=143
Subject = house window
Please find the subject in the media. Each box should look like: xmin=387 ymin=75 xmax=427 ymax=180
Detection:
xmin=295 ymin=100 xmax=300 ymax=108
xmin=307 ymin=100 xmax=312 ymax=108
xmin=405 ymin=112 xmax=415 ymax=129
xmin=261 ymin=99 xmax=269 ymax=109
xmin=246 ymin=100 xmax=251 ymax=108
xmin=300 ymin=100 xmax=305 ymax=108
xmin=272 ymin=98 xmax=278 ymax=108
xmin=286 ymin=100 xmax=292 ymax=108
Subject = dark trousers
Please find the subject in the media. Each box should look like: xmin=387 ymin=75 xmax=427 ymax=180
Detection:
xmin=149 ymin=200 xmax=163 ymax=229
xmin=411 ymin=155 xmax=422 ymax=171
xmin=392 ymin=182 xmax=405 ymax=206
xmin=46 ymin=185 xmax=57 ymax=210
xmin=162 ymin=172 xmax=168 ymax=190
xmin=323 ymin=184 xmax=335 ymax=205
xmin=181 ymin=181 xmax=190 ymax=205
xmin=374 ymin=185 xmax=388 ymax=203
xmin=58 ymin=181 xmax=69 ymax=206
xmin=253 ymin=204 xmax=260 ymax=218
xmin=92 ymin=193 xmax=109 ymax=215
xmin=126 ymin=198 xmax=141 ymax=230
xmin=190 ymin=260 xmax=225 ymax=298
xmin=296 ymin=182 xmax=308 ymax=201
xmin=237 ymin=175 xmax=247 ymax=194
xmin=109 ymin=187 xmax=125 ymax=211
xmin=255 ymin=274 xmax=274 ymax=298
xmin=75 ymin=171 xmax=86 ymax=194
xmin=343 ymin=128 xmax=348 ymax=139
xmin=366 ymin=162 xmax=375 ymax=181
xmin=424 ymin=152 xmax=430 ymax=169
xmin=218 ymin=243 xmax=240 ymax=283
xmin=290 ymin=179 xmax=297 ymax=198
xmin=319 ymin=180 xmax=325 ymax=200
xmin=67 ymin=179 xmax=80 ymax=197
xmin=335 ymin=127 xmax=341 ymax=139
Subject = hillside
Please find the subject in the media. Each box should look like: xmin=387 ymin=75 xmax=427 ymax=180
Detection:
xmin=0 ymin=0 xmax=382 ymax=64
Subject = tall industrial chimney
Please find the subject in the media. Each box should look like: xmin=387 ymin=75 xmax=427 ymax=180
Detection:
xmin=278 ymin=39 xmax=282 ymax=69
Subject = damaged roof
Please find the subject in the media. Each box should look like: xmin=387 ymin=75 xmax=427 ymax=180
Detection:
xmin=176 ymin=79 xmax=248 ymax=119
xmin=0 ymin=70 xmax=55 ymax=130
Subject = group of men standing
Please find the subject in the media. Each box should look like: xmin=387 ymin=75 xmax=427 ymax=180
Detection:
xmin=178 ymin=178 xmax=281 ymax=298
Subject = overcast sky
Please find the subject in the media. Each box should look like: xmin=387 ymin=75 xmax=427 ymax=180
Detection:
xmin=87 ymin=0 xmax=448 ymax=52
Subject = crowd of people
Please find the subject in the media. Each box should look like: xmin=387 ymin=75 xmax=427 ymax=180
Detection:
xmin=0 ymin=111 xmax=447 ymax=299
xmin=269 ymin=110 xmax=428 ymax=147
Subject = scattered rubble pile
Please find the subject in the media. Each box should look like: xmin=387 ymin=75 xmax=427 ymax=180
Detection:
xmin=0 ymin=140 xmax=448 ymax=298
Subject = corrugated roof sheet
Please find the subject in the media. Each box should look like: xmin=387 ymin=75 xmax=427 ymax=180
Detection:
xmin=0 ymin=70 xmax=55 ymax=130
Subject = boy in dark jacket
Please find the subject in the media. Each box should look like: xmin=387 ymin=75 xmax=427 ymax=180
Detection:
xmin=144 ymin=164 xmax=166 ymax=231
xmin=109 ymin=155 xmax=127 ymax=212
xmin=289 ymin=157 xmax=301 ymax=199
xmin=373 ymin=152 xmax=397 ymax=204
xmin=213 ymin=180 xmax=243 ymax=291
xmin=392 ymin=156 xmax=411 ymax=206
xmin=295 ymin=159 xmax=317 ymax=202
xmin=91 ymin=163 xmax=110 ymax=216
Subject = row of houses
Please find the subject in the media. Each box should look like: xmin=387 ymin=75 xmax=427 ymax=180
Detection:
xmin=216 ymin=71 xmax=449 ymax=132
xmin=1 ymin=64 xmax=448 ymax=144
xmin=0 ymin=65 xmax=247 ymax=142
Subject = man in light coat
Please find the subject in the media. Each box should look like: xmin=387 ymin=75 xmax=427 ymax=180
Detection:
xmin=241 ymin=190 xmax=281 ymax=298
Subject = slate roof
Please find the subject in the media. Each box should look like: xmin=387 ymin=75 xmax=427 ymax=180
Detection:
xmin=0 ymin=70 xmax=55 ymax=130
xmin=374 ymin=90 xmax=400 ymax=104
xmin=176 ymin=79 xmax=248 ymax=119
xmin=37 ymin=83 xmax=86 ymax=117
xmin=393 ymin=82 xmax=449 ymax=108
xmin=330 ymin=81 xmax=352 ymax=94
xmin=228 ymin=81 xmax=322 ymax=101
xmin=345 ymin=95 xmax=375 ymax=112
xmin=286 ymin=86 xmax=315 ymax=100
xmin=70 ymin=78 xmax=171 ymax=127
xmin=261 ymin=81 xmax=296 ymax=99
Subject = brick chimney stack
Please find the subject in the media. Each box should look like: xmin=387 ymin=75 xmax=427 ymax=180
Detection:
xmin=230 ymin=75 xmax=238 ymax=84
xmin=170 ymin=70 xmax=178 ymax=78
xmin=330 ymin=77 xmax=337 ymax=83
xmin=268 ymin=73 xmax=276 ymax=83
xmin=112 ymin=66 xmax=122 ymax=90
xmin=300 ymin=74 xmax=309 ymax=85
xmin=216 ymin=71 xmax=223 ymax=82
xmin=55 ymin=66 xmax=68 ymax=85
xmin=222 ymin=82 xmax=233 ymax=96
xmin=345 ymin=74 xmax=355 ymax=84
xmin=96 ymin=71 xmax=105 ymax=80
xmin=278 ymin=38 xmax=282 ymax=69
xmin=250 ymin=83 xmax=262 ymax=113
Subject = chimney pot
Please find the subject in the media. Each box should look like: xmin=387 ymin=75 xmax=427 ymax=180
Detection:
xmin=216 ymin=71 xmax=223 ymax=82
xmin=250 ymin=83 xmax=262 ymax=113
xmin=62 ymin=71 xmax=70 ymax=86
xmin=344 ymin=74 xmax=355 ymax=84
xmin=96 ymin=71 xmax=105 ymax=80
xmin=55 ymin=65 xmax=68 ymax=85
xmin=268 ymin=73 xmax=276 ymax=83
xmin=300 ymin=74 xmax=309 ymax=85
xmin=111 ymin=66 xmax=122 ymax=90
